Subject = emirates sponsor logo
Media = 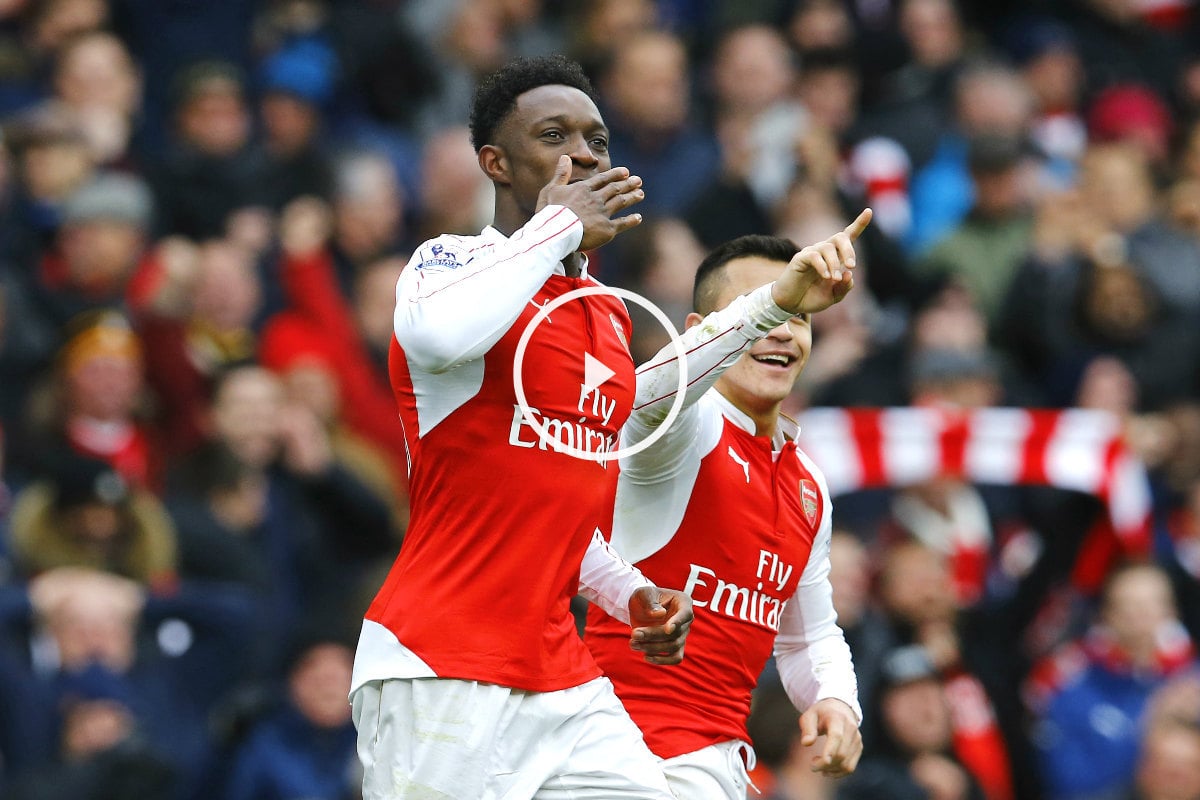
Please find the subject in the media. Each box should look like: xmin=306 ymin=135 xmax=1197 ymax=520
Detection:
xmin=800 ymin=479 xmax=819 ymax=526
xmin=508 ymin=404 xmax=617 ymax=466
xmin=682 ymin=550 xmax=795 ymax=632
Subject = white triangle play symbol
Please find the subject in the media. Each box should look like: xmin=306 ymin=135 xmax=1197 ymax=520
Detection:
xmin=584 ymin=352 xmax=616 ymax=392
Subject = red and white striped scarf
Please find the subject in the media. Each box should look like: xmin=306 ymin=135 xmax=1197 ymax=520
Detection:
xmin=796 ymin=407 xmax=1154 ymax=589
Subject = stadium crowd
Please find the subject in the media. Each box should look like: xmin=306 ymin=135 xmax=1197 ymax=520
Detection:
xmin=0 ymin=0 xmax=1198 ymax=798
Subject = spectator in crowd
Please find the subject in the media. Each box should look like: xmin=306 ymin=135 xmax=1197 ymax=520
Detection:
xmin=412 ymin=125 xmax=491 ymax=243
xmin=257 ymin=40 xmax=337 ymax=211
xmin=147 ymin=60 xmax=267 ymax=241
xmin=137 ymin=238 xmax=262 ymax=459
xmin=1027 ymin=562 xmax=1197 ymax=800
xmin=32 ymin=311 xmax=158 ymax=489
xmin=0 ymin=565 xmax=257 ymax=790
xmin=1128 ymin=716 xmax=1200 ymax=800
xmin=599 ymin=30 xmax=720 ymax=218
xmin=0 ymin=103 xmax=95 ymax=268
xmin=272 ymin=195 xmax=409 ymax=488
xmin=916 ymin=132 xmax=1036 ymax=330
xmin=840 ymin=644 xmax=988 ymax=800
xmin=48 ymin=30 xmax=144 ymax=169
xmin=7 ymin=452 xmax=175 ymax=587
xmin=4 ymin=662 xmax=178 ymax=800
xmin=906 ymin=62 xmax=1034 ymax=256
xmin=223 ymin=631 xmax=359 ymax=800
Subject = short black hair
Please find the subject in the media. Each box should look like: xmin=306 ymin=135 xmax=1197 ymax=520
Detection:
xmin=693 ymin=235 xmax=798 ymax=314
xmin=469 ymin=55 xmax=598 ymax=152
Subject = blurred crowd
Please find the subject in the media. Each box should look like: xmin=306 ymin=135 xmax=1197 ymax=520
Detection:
xmin=0 ymin=0 xmax=1198 ymax=798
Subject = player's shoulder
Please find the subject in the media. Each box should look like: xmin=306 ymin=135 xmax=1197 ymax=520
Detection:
xmin=409 ymin=232 xmax=489 ymax=276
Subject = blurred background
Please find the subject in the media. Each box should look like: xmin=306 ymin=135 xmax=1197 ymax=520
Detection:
xmin=0 ymin=0 xmax=1198 ymax=798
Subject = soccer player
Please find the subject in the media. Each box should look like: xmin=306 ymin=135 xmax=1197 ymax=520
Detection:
xmin=587 ymin=234 xmax=867 ymax=799
xmin=350 ymin=54 xmax=865 ymax=799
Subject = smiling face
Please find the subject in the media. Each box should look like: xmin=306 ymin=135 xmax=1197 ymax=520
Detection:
xmin=688 ymin=256 xmax=810 ymax=433
xmin=481 ymin=84 xmax=611 ymax=229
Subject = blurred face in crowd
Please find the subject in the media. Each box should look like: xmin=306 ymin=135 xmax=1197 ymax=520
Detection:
xmin=798 ymin=63 xmax=861 ymax=135
xmin=31 ymin=0 xmax=107 ymax=53
xmin=420 ymin=126 xmax=491 ymax=235
xmin=900 ymin=0 xmax=963 ymax=68
xmin=21 ymin=139 xmax=92 ymax=202
xmin=280 ymin=360 xmax=340 ymax=424
xmin=882 ymin=678 xmax=953 ymax=754
xmin=789 ymin=0 xmax=854 ymax=52
xmin=829 ymin=531 xmax=872 ymax=628
xmin=1102 ymin=564 xmax=1178 ymax=665
xmin=1022 ymin=46 xmax=1082 ymax=113
xmin=60 ymin=219 xmax=145 ymax=291
xmin=1081 ymin=144 xmax=1154 ymax=232
xmin=355 ymin=256 xmax=407 ymax=355
xmin=603 ymin=32 xmax=689 ymax=137
xmin=66 ymin=350 xmax=142 ymax=421
xmin=290 ymin=643 xmax=354 ymax=729
xmin=712 ymin=26 xmax=794 ymax=120
xmin=178 ymin=80 xmax=251 ymax=157
xmin=334 ymin=154 xmax=404 ymax=262
xmin=956 ymin=69 xmax=1033 ymax=138
xmin=1136 ymin=722 xmax=1200 ymax=800
xmin=55 ymin=32 xmax=141 ymax=116
xmin=261 ymin=92 xmax=320 ymax=155
xmin=61 ymin=700 xmax=133 ymax=761
xmin=191 ymin=240 xmax=261 ymax=332
xmin=879 ymin=541 xmax=957 ymax=626
xmin=46 ymin=588 xmax=137 ymax=672
xmin=210 ymin=367 xmax=286 ymax=469
xmin=688 ymin=257 xmax=811 ymax=428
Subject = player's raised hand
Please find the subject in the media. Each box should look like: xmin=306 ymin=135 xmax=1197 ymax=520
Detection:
xmin=799 ymin=698 xmax=863 ymax=777
xmin=628 ymin=586 xmax=693 ymax=665
xmin=771 ymin=208 xmax=872 ymax=315
xmin=537 ymin=155 xmax=645 ymax=251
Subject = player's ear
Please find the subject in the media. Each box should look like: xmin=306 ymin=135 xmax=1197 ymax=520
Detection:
xmin=684 ymin=312 xmax=704 ymax=330
xmin=478 ymin=145 xmax=510 ymax=185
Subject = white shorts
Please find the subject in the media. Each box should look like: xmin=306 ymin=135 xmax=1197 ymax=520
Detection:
xmin=351 ymin=675 xmax=675 ymax=800
xmin=661 ymin=739 xmax=757 ymax=800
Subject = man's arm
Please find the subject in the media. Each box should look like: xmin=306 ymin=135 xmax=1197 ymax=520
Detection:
xmin=395 ymin=205 xmax=584 ymax=373
xmin=624 ymin=210 xmax=871 ymax=479
xmin=397 ymin=157 xmax=646 ymax=373
xmin=578 ymin=529 xmax=694 ymax=664
xmin=774 ymin=495 xmax=863 ymax=775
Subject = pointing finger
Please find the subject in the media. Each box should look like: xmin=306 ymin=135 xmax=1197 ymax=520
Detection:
xmin=552 ymin=155 xmax=571 ymax=185
xmin=843 ymin=208 xmax=873 ymax=242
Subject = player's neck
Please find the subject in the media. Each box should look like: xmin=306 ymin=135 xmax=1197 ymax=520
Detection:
xmin=717 ymin=385 xmax=782 ymax=439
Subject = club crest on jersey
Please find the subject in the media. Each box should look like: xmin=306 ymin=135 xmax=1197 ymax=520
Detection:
xmin=610 ymin=314 xmax=629 ymax=352
xmin=799 ymin=479 xmax=819 ymax=526
xmin=419 ymin=243 xmax=462 ymax=271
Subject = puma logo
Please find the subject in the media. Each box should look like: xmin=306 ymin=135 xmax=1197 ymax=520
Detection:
xmin=728 ymin=446 xmax=750 ymax=483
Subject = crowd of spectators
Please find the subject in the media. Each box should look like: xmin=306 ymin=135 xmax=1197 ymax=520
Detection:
xmin=0 ymin=0 xmax=1198 ymax=798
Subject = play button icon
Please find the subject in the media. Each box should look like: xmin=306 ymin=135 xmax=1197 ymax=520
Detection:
xmin=583 ymin=352 xmax=615 ymax=394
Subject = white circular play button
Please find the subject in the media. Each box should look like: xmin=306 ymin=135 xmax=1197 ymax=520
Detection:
xmin=512 ymin=285 xmax=689 ymax=462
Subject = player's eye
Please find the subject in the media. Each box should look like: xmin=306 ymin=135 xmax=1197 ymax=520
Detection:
xmin=590 ymin=137 xmax=609 ymax=151
xmin=791 ymin=313 xmax=811 ymax=325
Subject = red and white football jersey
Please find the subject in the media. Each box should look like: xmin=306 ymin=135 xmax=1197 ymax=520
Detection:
xmin=587 ymin=392 xmax=861 ymax=758
xmin=352 ymin=206 xmax=797 ymax=694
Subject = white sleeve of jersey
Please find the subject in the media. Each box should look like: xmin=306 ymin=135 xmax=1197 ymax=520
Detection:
xmin=578 ymin=528 xmax=656 ymax=625
xmin=773 ymin=468 xmax=862 ymax=722
xmin=622 ymin=283 xmax=793 ymax=477
xmin=393 ymin=205 xmax=583 ymax=373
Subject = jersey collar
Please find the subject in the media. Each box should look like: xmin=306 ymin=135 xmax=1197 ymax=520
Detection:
xmin=710 ymin=390 xmax=800 ymax=449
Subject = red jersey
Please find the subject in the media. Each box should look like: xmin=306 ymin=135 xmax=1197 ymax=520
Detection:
xmin=352 ymin=206 xmax=799 ymax=694
xmin=587 ymin=392 xmax=860 ymax=758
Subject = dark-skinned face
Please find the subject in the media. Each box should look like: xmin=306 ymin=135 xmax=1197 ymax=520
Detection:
xmin=488 ymin=84 xmax=612 ymax=220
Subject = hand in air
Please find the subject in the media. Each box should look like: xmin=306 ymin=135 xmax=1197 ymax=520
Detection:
xmin=771 ymin=209 xmax=872 ymax=315
xmin=537 ymin=155 xmax=645 ymax=251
